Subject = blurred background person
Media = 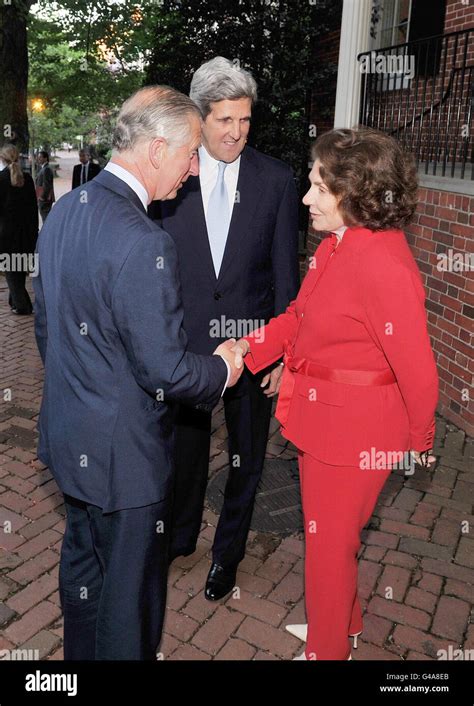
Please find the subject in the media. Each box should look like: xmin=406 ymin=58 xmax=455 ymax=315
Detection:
xmin=71 ymin=148 xmax=101 ymax=189
xmin=0 ymin=144 xmax=38 ymax=315
xmin=35 ymin=150 xmax=55 ymax=223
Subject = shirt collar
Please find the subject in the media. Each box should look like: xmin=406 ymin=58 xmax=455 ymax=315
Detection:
xmin=198 ymin=145 xmax=241 ymax=177
xmin=333 ymin=225 xmax=348 ymax=241
xmin=104 ymin=161 xmax=149 ymax=211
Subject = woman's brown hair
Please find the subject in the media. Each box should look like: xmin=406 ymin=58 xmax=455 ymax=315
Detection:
xmin=311 ymin=127 xmax=418 ymax=231
xmin=0 ymin=144 xmax=25 ymax=188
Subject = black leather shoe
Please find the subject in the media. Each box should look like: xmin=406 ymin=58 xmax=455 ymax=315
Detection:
xmin=11 ymin=308 xmax=33 ymax=315
xmin=205 ymin=562 xmax=237 ymax=601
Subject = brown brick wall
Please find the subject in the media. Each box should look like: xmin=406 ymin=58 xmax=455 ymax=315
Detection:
xmin=406 ymin=188 xmax=473 ymax=436
xmin=444 ymin=0 xmax=474 ymax=32
xmin=310 ymin=28 xmax=341 ymax=136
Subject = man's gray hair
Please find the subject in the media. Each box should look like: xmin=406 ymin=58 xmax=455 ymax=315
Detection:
xmin=190 ymin=57 xmax=258 ymax=119
xmin=112 ymin=85 xmax=201 ymax=152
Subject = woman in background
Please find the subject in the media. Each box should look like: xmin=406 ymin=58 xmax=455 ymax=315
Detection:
xmin=0 ymin=144 xmax=39 ymax=315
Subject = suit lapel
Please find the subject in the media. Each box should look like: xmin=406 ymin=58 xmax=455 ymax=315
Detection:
xmin=302 ymin=236 xmax=337 ymax=300
xmin=181 ymin=175 xmax=217 ymax=284
xmin=164 ymin=147 xmax=265 ymax=285
xmin=304 ymin=229 xmax=367 ymax=299
xmin=216 ymin=147 xmax=264 ymax=284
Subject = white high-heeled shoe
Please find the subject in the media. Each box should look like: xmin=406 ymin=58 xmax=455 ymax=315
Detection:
xmin=286 ymin=623 xmax=362 ymax=648
xmin=286 ymin=624 xmax=308 ymax=641
xmin=351 ymin=632 xmax=361 ymax=649
xmin=293 ymin=651 xmax=307 ymax=660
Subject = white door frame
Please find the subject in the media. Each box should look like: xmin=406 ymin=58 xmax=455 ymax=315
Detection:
xmin=334 ymin=0 xmax=373 ymax=128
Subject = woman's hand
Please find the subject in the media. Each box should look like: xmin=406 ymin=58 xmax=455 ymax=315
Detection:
xmin=411 ymin=450 xmax=436 ymax=468
xmin=261 ymin=363 xmax=284 ymax=397
xmin=230 ymin=338 xmax=250 ymax=368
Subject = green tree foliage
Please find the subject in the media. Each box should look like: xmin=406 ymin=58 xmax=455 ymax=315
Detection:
xmin=27 ymin=1 xmax=154 ymax=150
xmin=9 ymin=0 xmax=342 ymax=186
xmin=29 ymin=1 xmax=150 ymax=114
xmin=0 ymin=0 xmax=33 ymax=152
xmin=146 ymin=0 xmax=342 ymax=226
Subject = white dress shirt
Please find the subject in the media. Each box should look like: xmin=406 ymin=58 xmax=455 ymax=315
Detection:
xmin=103 ymin=160 xmax=231 ymax=394
xmin=80 ymin=161 xmax=89 ymax=185
xmin=104 ymin=161 xmax=149 ymax=211
xmin=333 ymin=225 xmax=348 ymax=241
xmin=199 ymin=144 xmax=240 ymax=221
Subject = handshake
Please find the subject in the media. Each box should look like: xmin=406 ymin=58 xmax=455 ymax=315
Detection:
xmin=213 ymin=338 xmax=250 ymax=387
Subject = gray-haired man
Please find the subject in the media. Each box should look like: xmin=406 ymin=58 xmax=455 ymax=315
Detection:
xmin=34 ymin=85 xmax=243 ymax=660
xmin=158 ymin=57 xmax=300 ymax=601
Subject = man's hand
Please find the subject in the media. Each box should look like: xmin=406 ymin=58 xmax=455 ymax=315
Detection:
xmin=261 ymin=364 xmax=284 ymax=397
xmin=230 ymin=338 xmax=250 ymax=368
xmin=213 ymin=338 xmax=243 ymax=387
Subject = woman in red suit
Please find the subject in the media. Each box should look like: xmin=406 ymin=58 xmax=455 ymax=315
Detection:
xmin=232 ymin=128 xmax=439 ymax=660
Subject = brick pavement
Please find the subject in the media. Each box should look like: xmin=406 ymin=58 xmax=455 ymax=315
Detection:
xmin=0 ymin=275 xmax=473 ymax=661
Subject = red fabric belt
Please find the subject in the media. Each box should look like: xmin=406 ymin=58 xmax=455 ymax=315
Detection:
xmin=285 ymin=359 xmax=396 ymax=385
xmin=276 ymin=340 xmax=396 ymax=427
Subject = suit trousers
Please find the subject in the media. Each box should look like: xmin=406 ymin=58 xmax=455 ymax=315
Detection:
xmin=5 ymin=272 xmax=33 ymax=314
xmin=171 ymin=367 xmax=272 ymax=568
xmin=39 ymin=201 xmax=52 ymax=224
xmin=59 ymin=493 xmax=170 ymax=660
xmin=298 ymin=452 xmax=391 ymax=660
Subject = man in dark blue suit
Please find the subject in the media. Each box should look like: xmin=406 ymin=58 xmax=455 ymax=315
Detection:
xmin=33 ymin=85 xmax=243 ymax=660
xmin=157 ymin=58 xmax=300 ymax=600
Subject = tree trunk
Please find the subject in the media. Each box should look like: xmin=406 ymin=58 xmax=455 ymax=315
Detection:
xmin=0 ymin=0 xmax=33 ymax=153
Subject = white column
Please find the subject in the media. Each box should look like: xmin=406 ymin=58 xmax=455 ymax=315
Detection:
xmin=334 ymin=0 xmax=372 ymax=129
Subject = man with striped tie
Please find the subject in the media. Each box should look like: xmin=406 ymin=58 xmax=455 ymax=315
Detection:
xmin=156 ymin=57 xmax=300 ymax=601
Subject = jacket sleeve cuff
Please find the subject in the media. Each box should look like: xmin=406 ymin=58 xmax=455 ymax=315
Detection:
xmin=409 ymin=418 xmax=436 ymax=451
xmin=217 ymin=356 xmax=231 ymax=396
xmin=243 ymin=338 xmax=282 ymax=375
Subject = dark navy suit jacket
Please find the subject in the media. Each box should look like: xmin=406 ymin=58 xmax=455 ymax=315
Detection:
xmin=33 ymin=169 xmax=227 ymax=512
xmin=157 ymin=145 xmax=300 ymax=356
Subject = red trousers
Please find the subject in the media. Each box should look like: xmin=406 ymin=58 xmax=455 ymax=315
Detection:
xmin=298 ymin=451 xmax=391 ymax=660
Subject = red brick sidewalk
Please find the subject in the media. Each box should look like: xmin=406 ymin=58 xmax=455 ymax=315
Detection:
xmin=0 ymin=276 xmax=473 ymax=660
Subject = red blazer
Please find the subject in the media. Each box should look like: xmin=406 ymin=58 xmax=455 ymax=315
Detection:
xmin=243 ymin=227 xmax=439 ymax=467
